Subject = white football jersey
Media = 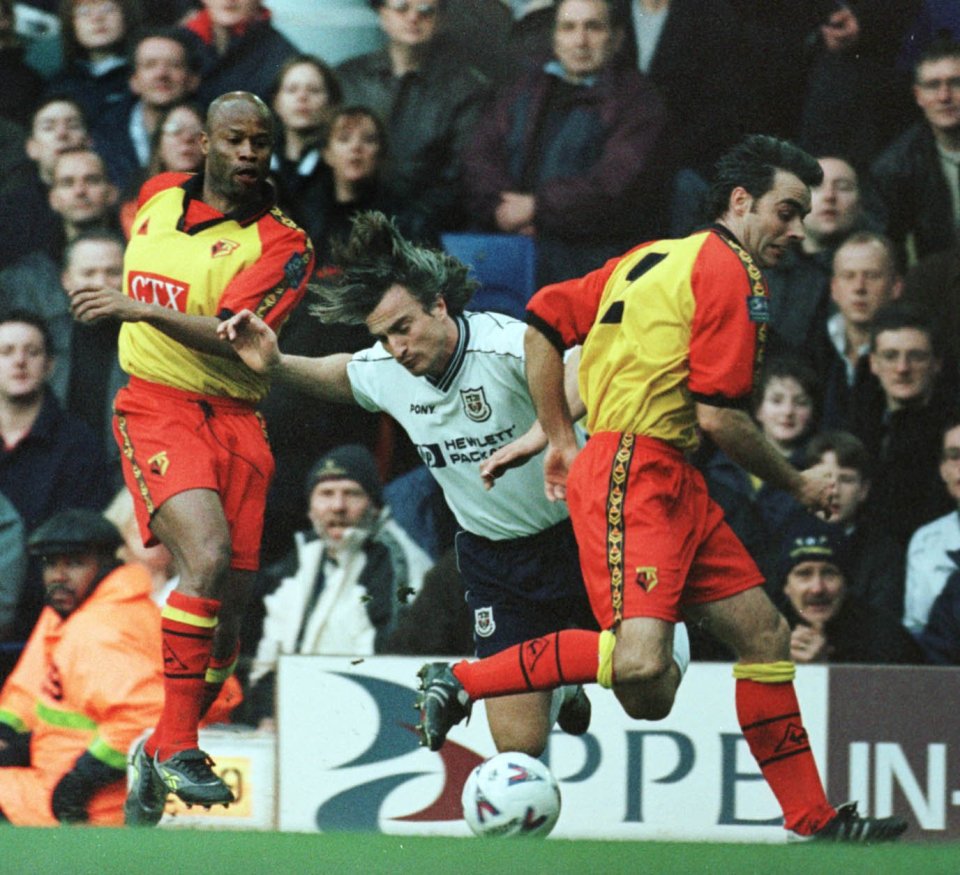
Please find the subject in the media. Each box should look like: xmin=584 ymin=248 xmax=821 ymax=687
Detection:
xmin=347 ymin=311 xmax=570 ymax=540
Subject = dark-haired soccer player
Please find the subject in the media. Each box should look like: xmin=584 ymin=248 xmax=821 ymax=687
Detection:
xmin=70 ymin=91 xmax=314 ymax=823
xmin=416 ymin=134 xmax=908 ymax=842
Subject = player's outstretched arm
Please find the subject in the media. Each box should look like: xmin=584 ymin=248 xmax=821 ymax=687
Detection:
xmin=70 ymin=286 xmax=147 ymax=325
xmin=695 ymin=402 xmax=836 ymax=517
xmin=218 ymin=309 xmax=356 ymax=403
xmin=72 ymin=285 xmax=239 ymax=357
xmin=480 ymin=420 xmax=547 ymax=490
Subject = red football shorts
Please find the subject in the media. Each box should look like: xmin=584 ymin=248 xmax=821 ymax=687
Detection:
xmin=566 ymin=431 xmax=764 ymax=628
xmin=112 ymin=376 xmax=275 ymax=571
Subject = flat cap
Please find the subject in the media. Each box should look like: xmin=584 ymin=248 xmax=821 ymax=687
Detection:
xmin=27 ymin=509 xmax=124 ymax=557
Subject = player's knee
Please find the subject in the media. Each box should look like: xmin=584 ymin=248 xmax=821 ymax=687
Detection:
xmin=613 ymin=649 xmax=674 ymax=687
xmin=614 ymin=662 xmax=679 ymax=720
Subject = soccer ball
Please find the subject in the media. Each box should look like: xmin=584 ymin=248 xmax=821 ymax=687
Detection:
xmin=461 ymin=751 xmax=561 ymax=838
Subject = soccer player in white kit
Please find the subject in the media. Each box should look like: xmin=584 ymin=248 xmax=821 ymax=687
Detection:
xmin=219 ymin=211 xmax=688 ymax=756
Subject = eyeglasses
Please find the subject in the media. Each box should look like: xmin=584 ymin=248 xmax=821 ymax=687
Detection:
xmin=382 ymin=0 xmax=438 ymax=17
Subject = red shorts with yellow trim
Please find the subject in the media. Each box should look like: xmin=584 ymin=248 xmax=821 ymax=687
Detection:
xmin=112 ymin=376 xmax=274 ymax=571
xmin=566 ymin=431 xmax=763 ymax=628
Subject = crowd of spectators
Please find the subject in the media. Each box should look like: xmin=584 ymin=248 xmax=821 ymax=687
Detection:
xmin=2 ymin=0 xmax=960 ymax=743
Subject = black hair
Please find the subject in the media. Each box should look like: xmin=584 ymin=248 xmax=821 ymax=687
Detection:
xmin=752 ymin=352 xmax=821 ymax=424
xmin=805 ymin=430 xmax=872 ymax=479
xmin=915 ymin=37 xmax=960 ymax=78
xmin=0 ymin=308 xmax=54 ymax=356
xmin=868 ymin=301 xmax=941 ymax=357
xmin=706 ymin=134 xmax=823 ymax=221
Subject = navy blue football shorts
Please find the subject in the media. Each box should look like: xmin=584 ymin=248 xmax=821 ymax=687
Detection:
xmin=455 ymin=517 xmax=599 ymax=658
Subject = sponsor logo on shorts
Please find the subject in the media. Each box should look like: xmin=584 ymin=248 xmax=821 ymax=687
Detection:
xmin=636 ymin=566 xmax=658 ymax=593
xmin=474 ymin=606 xmax=496 ymax=638
xmin=149 ymin=450 xmax=170 ymax=476
xmin=460 ymin=387 xmax=491 ymax=423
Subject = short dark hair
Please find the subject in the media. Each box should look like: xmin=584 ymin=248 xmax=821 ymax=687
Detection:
xmin=706 ymin=135 xmax=823 ymax=220
xmin=0 ymin=308 xmax=54 ymax=356
xmin=868 ymin=301 xmax=941 ymax=356
xmin=134 ymin=27 xmax=201 ymax=74
xmin=941 ymin=411 xmax=960 ymax=452
xmin=752 ymin=352 xmax=820 ymax=422
xmin=311 ymin=211 xmax=477 ymax=324
xmin=805 ymin=430 xmax=871 ymax=478
xmin=915 ymin=37 xmax=960 ymax=78
xmin=30 ymin=94 xmax=88 ymax=134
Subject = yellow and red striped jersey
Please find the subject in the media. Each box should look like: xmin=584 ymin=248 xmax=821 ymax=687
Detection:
xmin=119 ymin=172 xmax=314 ymax=401
xmin=526 ymin=226 xmax=768 ymax=452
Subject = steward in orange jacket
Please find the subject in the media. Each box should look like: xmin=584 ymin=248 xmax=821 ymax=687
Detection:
xmin=0 ymin=509 xmax=163 ymax=826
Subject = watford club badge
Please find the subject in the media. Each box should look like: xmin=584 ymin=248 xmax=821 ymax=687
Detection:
xmin=211 ymin=239 xmax=240 ymax=258
xmin=148 ymin=451 xmax=170 ymax=476
xmin=636 ymin=566 xmax=658 ymax=593
xmin=460 ymin=387 xmax=491 ymax=422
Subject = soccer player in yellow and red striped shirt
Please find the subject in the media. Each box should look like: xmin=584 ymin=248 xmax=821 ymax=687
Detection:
xmin=417 ymin=135 xmax=908 ymax=842
xmin=70 ymin=92 xmax=314 ymax=824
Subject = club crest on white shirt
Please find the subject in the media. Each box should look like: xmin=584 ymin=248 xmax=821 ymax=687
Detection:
xmin=460 ymin=387 xmax=491 ymax=422
xmin=474 ymin=606 xmax=496 ymax=637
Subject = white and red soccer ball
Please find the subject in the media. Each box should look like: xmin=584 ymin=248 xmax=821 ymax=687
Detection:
xmin=461 ymin=752 xmax=561 ymax=838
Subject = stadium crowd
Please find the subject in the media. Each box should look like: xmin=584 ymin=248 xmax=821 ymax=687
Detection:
xmin=1 ymin=0 xmax=960 ymax=825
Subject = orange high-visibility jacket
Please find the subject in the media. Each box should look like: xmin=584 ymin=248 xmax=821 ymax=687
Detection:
xmin=0 ymin=562 xmax=163 ymax=825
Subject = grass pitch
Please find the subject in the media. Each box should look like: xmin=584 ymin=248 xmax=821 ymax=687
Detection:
xmin=4 ymin=828 xmax=960 ymax=875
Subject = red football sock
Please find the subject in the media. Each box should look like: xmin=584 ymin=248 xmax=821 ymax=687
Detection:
xmin=198 ymin=640 xmax=240 ymax=722
xmin=148 ymin=591 xmax=220 ymax=761
xmin=736 ymin=678 xmax=836 ymax=834
xmin=452 ymin=629 xmax=603 ymax=699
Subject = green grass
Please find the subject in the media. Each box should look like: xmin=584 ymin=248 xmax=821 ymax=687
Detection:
xmin=3 ymin=828 xmax=960 ymax=875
